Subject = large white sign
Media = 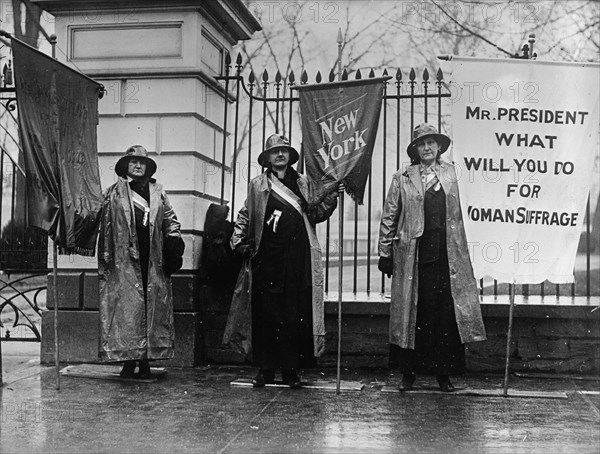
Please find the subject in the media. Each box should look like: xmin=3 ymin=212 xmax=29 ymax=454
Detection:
xmin=451 ymin=56 xmax=599 ymax=284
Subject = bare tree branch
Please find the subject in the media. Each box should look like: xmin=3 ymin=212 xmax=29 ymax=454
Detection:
xmin=430 ymin=0 xmax=515 ymax=57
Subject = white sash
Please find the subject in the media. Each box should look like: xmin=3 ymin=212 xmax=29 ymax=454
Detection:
xmin=269 ymin=174 xmax=303 ymax=216
xmin=131 ymin=190 xmax=150 ymax=226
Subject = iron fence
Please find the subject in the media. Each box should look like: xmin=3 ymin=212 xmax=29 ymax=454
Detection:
xmin=0 ymin=85 xmax=48 ymax=272
xmin=0 ymin=80 xmax=48 ymax=342
xmin=216 ymin=54 xmax=598 ymax=301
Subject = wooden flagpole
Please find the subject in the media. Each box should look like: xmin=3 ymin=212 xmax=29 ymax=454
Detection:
xmin=503 ymin=36 xmax=534 ymax=398
xmin=53 ymin=239 xmax=60 ymax=390
xmin=335 ymin=28 xmax=344 ymax=395
xmin=502 ymin=281 xmax=516 ymax=397
xmin=336 ymin=192 xmax=344 ymax=394
xmin=50 ymin=34 xmax=60 ymax=390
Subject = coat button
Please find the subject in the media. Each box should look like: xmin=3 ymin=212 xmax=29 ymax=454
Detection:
xmin=135 ymin=283 xmax=140 ymax=288
xmin=451 ymin=224 xmax=455 ymax=229
xmin=408 ymin=275 xmax=412 ymax=280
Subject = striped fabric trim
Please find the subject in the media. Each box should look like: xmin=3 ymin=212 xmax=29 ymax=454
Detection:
xmin=269 ymin=174 xmax=303 ymax=216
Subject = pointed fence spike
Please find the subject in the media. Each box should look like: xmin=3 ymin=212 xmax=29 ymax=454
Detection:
xmin=316 ymin=71 xmax=322 ymax=83
xmin=382 ymin=68 xmax=388 ymax=77
xmin=329 ymin=69 xmax=336 ymax=82
xmin=355 ymin=69 xmax=362 ymax=79
xmin=369 ymin=68 xmax=375 ymax=78
xmin=436 ymin=68 xmax=444 ymax=81
xmin=342 ymin=68 xmax=348 ymax=80
xmin=409 ymin=68 xmax=416 ymax=81
xmin=262 ymin=69 xmax=269 ymax=82
xmin=396 ymin=68 xmax=402 ymax=80
xmin=236 ymin=53 xmax=243 ymax=65
xmin=225 ymin=52 xmax=231 ymax=65
xmin=301 ymin=70 xmax=308 ymax=84
xmin=423 ymin=68 xmax=430 ymax=81
xmin=289 ymin=70 xmax=296 ymax=84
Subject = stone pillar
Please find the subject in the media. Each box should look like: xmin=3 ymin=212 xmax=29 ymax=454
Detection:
xmin=38 ymin=0 xmax=260 ymax=366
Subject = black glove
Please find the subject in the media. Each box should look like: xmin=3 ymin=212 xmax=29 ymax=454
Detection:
xmin=236 ymin=243 xmax=253 ymax=258
xmin=378 ymin=256 xmax=393 ymax=278
xmin=163 ymin=236 xmax=185 ymax=276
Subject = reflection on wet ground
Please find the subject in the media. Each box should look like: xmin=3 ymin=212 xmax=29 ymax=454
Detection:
xmin=1 ymin=363 xmax=598 ymax=453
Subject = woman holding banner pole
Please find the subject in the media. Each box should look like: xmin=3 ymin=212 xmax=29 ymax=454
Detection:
xmin=378 ymin=123 xmax=486 ymax=392
xmin=224 ymin=134 xmax=338 ymax=388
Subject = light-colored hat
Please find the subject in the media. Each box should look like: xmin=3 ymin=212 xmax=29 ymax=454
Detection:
xmin=406 ymin=123 xmax=451 ymax=160
xmin=115 ymin=145 xmax=157 ymax=177
xmin=258 ymin=134 xmax=299 ymax=167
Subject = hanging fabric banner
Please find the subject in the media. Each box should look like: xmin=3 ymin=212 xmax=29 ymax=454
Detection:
xmin=12 ymin=38 xmax=103 ymax=256
xmin=296 ymin=77 xmax=389 ymax=204
xmin=450 ymin=56 xmax=599 ymax=283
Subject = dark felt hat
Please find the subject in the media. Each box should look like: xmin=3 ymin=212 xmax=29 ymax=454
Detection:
xmin=115 ymin=145 xmax=157 ymax=178
xmin=258 ymin=134 xmax=299 ymax=167
xmin=406 ymin=123 xmax=451 ymax=160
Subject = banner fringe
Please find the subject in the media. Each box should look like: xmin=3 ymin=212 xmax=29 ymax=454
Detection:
xmin=58 ymin=246 xmax=96 ymax=257
xmin=345 ymin=186 xmax=363 ymax=205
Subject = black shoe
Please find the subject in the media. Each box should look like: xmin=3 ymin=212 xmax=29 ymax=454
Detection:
xmin=437 ymin=375 xmax=455 ymax=392
xmin=119 ymin=360 xmax=136 ymax=378
xmin=398 ymin=373 xmax=416 ymax=391
xmin=282 ymin=369 xmax=302 ymax=389
xmin=137 ymin=359 xmax=152 ymax=379
xmin=252 ymin=369 xmax=275 ymax=387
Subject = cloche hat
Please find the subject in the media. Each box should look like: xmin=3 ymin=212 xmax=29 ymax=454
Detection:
xmin=115 ymin=145 xmax=157 ymax=177
xmin=406 ymin=123 xmax=451 ymax=160
xmin=258 ymin=134 xmax=299 ymax=167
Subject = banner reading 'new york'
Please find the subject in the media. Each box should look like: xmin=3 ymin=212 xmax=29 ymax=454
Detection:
xmin=451 ymin=56 xmax=599 ymax=284
xmin=297 ymin=77 xmax=388 ymax=204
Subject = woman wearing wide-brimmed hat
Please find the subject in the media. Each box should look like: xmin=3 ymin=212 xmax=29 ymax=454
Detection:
xmin=98 ymin=145 xmax=184 ymax=379
xmin=224 ymin=134 xmax=339 ymax=388
xmin=378 ymin=123 xmax=486 ymax=392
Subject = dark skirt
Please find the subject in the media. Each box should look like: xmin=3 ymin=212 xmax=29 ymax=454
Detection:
xmin=250 ymin=187 xmax=314 ymax=371
xmin=252 ymin=287 xmax=315 ymax=370
xmin=392 ymin=257 xmax=465 ymax=376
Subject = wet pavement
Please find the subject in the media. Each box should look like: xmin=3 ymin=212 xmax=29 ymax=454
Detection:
xmin=1 ymin=343 xmax=599 ymax=454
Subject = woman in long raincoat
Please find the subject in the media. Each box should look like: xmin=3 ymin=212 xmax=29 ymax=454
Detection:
xmin=98 ymin=145 xmax=184 ymax=378
xmin=223 ymin=134 xmax=338 ymax=388
xmin=378 ymin=124 xmax=486 ymax=392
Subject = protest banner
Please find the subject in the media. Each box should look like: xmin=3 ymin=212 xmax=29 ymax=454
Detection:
xmin=12 ymin=36 xmax=103 ymax=389
xmin=297 ymin=77 xmax=389 ymax=204
xmin=12 ymin=38 xmax=103 ymax=256
xmin=450 ymin=56 xmax=599 ymax=284
xmin=296 ymin=76 xmax=388 ymax=393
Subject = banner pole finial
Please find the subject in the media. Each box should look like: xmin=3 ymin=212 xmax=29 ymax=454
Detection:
xmin=528 ymin=33 xmax=536 ymax=60
xmin=50 ymin=34 xmax=57 ymax=59
xmin=337 ymin=28 xmax=343 ymax=81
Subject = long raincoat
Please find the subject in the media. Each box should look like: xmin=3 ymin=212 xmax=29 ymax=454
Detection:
xmin=223 ymin=171 xmax=337 ymax=359
xmin=379 ymin=161 xmax=486 ymax=349
xmin=98 ymin=177 xmax=182 ymax=361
